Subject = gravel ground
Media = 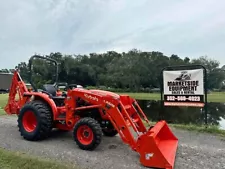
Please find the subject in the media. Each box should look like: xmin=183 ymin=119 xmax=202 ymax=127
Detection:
xmin=0 ymin=115 xmax=224 ymax=169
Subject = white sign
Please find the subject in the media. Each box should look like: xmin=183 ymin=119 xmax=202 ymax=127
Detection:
xmin=163 ymin=68 xmax=205 ymax=107
xmin=163 ymin=69 xmax=204 ymax=95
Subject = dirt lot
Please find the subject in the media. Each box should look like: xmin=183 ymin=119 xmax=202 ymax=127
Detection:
xmin=0 ymin=115 xmax=224 ymax=169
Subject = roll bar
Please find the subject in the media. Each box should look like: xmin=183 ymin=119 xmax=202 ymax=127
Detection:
xmin=28 ymin=55 xmax=59 ymax=92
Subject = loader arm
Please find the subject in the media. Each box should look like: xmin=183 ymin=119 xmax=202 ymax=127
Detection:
xmin=66 ymin=89 xmax=178 ymax=169
xmin=4 ymin=70 xmax=30 ymax=115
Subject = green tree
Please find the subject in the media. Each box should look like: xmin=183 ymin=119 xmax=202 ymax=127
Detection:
xmin=12 ymin=51 xmax=224 ymax=91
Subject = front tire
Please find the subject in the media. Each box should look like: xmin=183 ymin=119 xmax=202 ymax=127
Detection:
xmin=18 ymin=100 xmax=53 ymax=141
xmin=73 ymin=117 xmax=102 ymax=150
xmin=102 ymin=121 xmax=118 ymax=137
xmin=102 ymin=128 xmax=118 ymax=137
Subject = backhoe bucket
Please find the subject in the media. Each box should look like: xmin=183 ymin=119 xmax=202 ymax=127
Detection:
xmin=137 ymin=120 xmax=178 ymax=169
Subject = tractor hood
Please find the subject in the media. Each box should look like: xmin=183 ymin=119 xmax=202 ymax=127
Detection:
xmin=88 ymin=89 xmax=120 ymax=100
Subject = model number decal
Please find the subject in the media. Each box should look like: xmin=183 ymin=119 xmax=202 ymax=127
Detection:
xmin=104 ymin=100 xmax=115 ymax=108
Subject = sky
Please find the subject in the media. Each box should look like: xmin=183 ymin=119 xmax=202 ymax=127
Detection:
xmin=0 ymin=0 xmax=225 ymax=69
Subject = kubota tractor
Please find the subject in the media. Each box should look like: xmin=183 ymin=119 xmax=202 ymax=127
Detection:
xmin=4 ymin=55 xmax=178 ymax=169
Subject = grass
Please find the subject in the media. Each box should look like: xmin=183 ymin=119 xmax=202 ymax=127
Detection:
xmin=143 ymin=121 xmax=225 ymax=137
xmin=169 ymin=123 xmax=225 ymax=137
xmin=118 ymin=92 xmax=161 ymax=100
xmin=0 ymin=94 xmax=7 ymax=115
xmin=0 ymin=109 xmax=6 ymax=115
xmin=0 ymin=148 xmax=75 ymax=169
xmin=117 ymin=92 xmax=225 ymax=102
xmin=1 ymin=92 xmax=225 ymax=107
xmin=0 ymin=94 xmax=8 ymax=107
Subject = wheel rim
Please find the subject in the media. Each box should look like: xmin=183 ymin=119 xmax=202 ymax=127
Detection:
xmin=22 ymin=111 xmax=37 ymax=132
xmin=77 ymin=125 xmax=94 ymax=145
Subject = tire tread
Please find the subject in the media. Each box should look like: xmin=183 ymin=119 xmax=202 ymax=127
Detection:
xmin=73 ymin=117 xmax=102 ymax=150
xmin=18 ymin=100 xmax=53 ymax=141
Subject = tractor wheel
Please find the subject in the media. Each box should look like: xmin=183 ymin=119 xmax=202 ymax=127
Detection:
xmin=17 ymin=100 xmax=53 ymax=141
xmin=102 ymin=128 xmax=118 ymax=137
xmin=73 ymin=117 xmax=102 ymax=150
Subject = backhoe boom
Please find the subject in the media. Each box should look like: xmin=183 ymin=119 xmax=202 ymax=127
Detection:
xmin=5 ymin=71 xmax=30 ymax=115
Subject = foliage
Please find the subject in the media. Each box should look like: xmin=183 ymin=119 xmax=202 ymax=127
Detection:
xmin=144 ymin=120 xmax=225 ymax=137
xmin=1 ymin=49 xmax=225 ymax=91
xmin=170 ymin=124 xmax=225 ymax=137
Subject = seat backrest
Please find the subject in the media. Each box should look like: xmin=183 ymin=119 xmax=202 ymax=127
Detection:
xmin=43 ymin=84 xmax=57 ymax=96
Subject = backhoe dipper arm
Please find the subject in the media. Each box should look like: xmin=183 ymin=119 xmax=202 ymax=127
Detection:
xmin=4 ymin=70 xmax=29 ymax=115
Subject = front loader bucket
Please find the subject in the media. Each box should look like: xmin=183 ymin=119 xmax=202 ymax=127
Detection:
xmin=137 ymin=120 xmax=178 ymax=169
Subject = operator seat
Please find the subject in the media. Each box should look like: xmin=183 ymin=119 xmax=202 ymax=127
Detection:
xmin=43 ymin=84 xmax=57 ymax=97
xmin=42 ymin=84 xmax=66 ymax=99
xmin=42 ymin=84 xmax=66 ymax=107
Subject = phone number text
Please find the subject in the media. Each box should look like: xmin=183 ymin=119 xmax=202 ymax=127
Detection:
xmin=166 ymin=96 xmax=201 ymax=102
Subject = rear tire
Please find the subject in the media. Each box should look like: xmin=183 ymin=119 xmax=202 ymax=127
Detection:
xmin=18 ymin=100 xmax=53 ymax=141
xmin=73 ymin=117 xmax=102 ymax=150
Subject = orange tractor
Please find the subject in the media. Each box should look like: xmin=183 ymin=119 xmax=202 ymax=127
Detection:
xmin=4 ymin=56 xmax=178 ymax=169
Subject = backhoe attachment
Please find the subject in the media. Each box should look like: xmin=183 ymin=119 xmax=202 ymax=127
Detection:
xmin=4 ymin=70 xmax=30 ymax=115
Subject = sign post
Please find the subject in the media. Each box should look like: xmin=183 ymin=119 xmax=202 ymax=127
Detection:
xmin=160 ymin=65 xmax=208 ymax=125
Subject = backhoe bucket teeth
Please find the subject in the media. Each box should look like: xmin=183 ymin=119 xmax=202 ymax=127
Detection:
xmin=137 ymin=120 xmax=178 ymax=169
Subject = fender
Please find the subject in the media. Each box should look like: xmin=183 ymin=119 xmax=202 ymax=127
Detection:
xmin=24 ymin=92 xmax=58 ymax=120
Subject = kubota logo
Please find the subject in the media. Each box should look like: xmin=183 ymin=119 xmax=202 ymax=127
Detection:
xmin=84 ymin=94 xmax=99 ymax=101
